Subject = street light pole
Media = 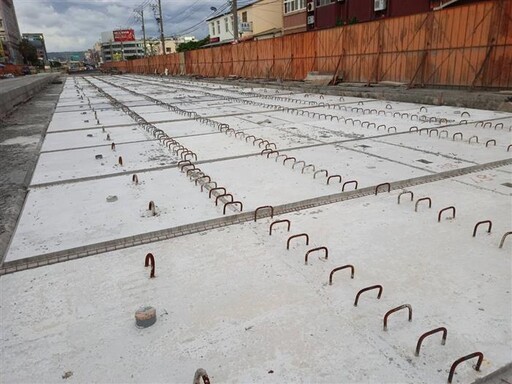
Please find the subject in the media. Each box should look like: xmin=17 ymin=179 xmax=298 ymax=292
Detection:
xmin=232 ymin=0 xmax=238 ymax=42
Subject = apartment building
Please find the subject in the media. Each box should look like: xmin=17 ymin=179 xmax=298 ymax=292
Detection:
xmin=207 ymin=0 xmax=283 ymax=45
xmin=0 ymin=0 xmax=22 ymax=63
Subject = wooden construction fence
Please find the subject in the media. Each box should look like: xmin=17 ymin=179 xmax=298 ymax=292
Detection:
xmin=104 ymin=0 xmax=512 ymax=88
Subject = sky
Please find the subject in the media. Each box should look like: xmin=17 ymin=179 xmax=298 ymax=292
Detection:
xmin=14 ymin=0 xmax=241 ymax=52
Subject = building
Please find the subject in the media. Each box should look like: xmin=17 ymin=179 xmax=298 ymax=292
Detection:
xmin=207 ymin=0 xmax=283 ymax=45
xmin=153 ymin=36 xmax=197 ymax=55
xmin=284 ymin=0 xmax=486 ymax=35
xmin=0 ymin=0 xmax=22 ymax=64
xmin=100 ymin=30 xmax=145 ymax=63
xmin=22 ymin=33 xmax=48 ymax=64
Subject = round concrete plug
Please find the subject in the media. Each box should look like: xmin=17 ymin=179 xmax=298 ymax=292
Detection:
xmin=135 ymin=306 xmax=156 ymax=328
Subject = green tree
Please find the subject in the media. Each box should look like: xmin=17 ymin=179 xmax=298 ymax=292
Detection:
xmin=19 ymin=39 xmax=38 ymax=65
xmin=176 ymin=36 xmax=210 ymax=53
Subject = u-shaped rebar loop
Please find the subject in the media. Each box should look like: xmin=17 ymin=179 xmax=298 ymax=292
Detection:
xmin=370 ymin=109 xmax=377 ymax=114
xmin=459 ymin=119 xmax=468 ymax=125
xmin=483 ymin=121 xmax=492 ymax=128
xmin=181 ymin=164 xmax=195 ymax=173
xmin=361 ymin=121 xmax=370 ymax=128
xmin=223 ymin=201 xmax=243 ymax=214
xmin=314 ymin=169 xmax=329 ymax=179
xmin=397 ymin=191 xmax=414 ymax=204
xmin=195 ymin=175 xmax=211 ymax=186
xmin=429 ymin=129 xmax=439 ymax=137
xmin=184 ymin=152 xmax=197 ymax=161
xmin=225 ymin=128 xmax=236 ymax=136
xmin=254 ymin=205 xmax=274 ymax=221
xmin=342 ymin=180 xmax=358 ymax=191
xmin=178 ymin=160 xmax=192 ymax=169
xmin=508 ymin=144 xmax=512 ymax=152
xmin=439 ymin=118 xmax=448 ymax=124
xmin=265 ymin=142 xmax=278 ymax=150
xmin=201 ymin=181 xmax=217 ymax=192
xmin=292 ymin=160 xmax=306 ymax=170
xmin=305 ymin=246 xmax=328 ymax=265
xmin=235 ymin=131 xmax=245 ymax=139
xmin=468 ymin=135 xmax=479 ymax=144
xmin=354 ymin=285 xmax=383 ymax=306
xmin=132 ymin=174 xmax=139 ymax=185
xmin=386 ymin=103 xmax=393 ymax=109
xmin=473 ymin=220 xmax=492 ymax=237
xmin=327 ymin=175 xmax=342 ymax=185
xmin=419 ymin=105 xmax=427 ymax=112
xmin=266 ymin=150 xmax=280 ymax=159
xmin=269 ymin=219 xmax=291 ymax=235
xmin=259 ymin=140 xmax=270 ymax=148
xmin=144 ymin=252 xmax=155 ymax=278
xmin=329 ymin=265 xmax=355 ymax=285
xmin=148 ymin=201 xmax=156 ymax=216
xmin=215 ymin=193 xmax=233 ymax=206
xmin=253 ymin=138 xmax=264 ymax=147
xmin=383 ymin=304 xmax=412 ymax=331
xmin=499 ymin=231 xmax=512 ymax=248
xmin=118 ymin=156 xmax=124 ymax=166
xmin=187 ymin=168 xmax=200 ymax=177
xmin=286 ymin=233 xmax=310 ymax=250
xmin=283 ymin=156 xmax=297 ymax=166
xmin=429 ymin=116 xmax=437 ymax=123
xmin=375 ymin=182 xmax=391 ymax=195
xmin=378 ymin=110 xmax=386 ymax=116
xmin=346 ymin=118 xmax=354 ymax=124
xmin=377 ymin=124 xmax=386 ymax=131
xmin=388 ymin=126 xmax=397 ymax=133
xmin=439 ymin=130 xmax=449 ymax=138
xmin=275 ymin=154 xmax=287 ymax=163
xmin=193 ymin=368 xmax=210 ymax=384
xmin=174 ymin=146 xmax=187 ymax=156
xmin=461 ymin=111 xmax=470 ymax=117
xmin=438 ymin=206 xmax=456 ymax=222
xmin=453 ymin=132 xmax=463 ymax=141
xmin=209 ymin=187 xmax=226 ymax=199
xmin=409 ymin=126 xmax=419 ymax=132
xmin=447 ymin=352 xmax=484 ymax=384
xmin=302 ymin=164 xmax=315 ymax=174
xmin=245 ymin=135 xmax=256 ymax=142
xmin=415 ymin=197 xmax=432 ymax=212
xmin=415 ymin=327 xmax=447 ymax=356
xmin=261 ymin=148 xmax=272 ymax=156
xmin=485 ymin=139 xmax=496 ymax=147
xmin=393 ymin=112 xmax=401 ymax=118
xmin=402 ymin=112 xmax=409 ymax=118
xmin=419 ymin=128 xmax=429 ymax=135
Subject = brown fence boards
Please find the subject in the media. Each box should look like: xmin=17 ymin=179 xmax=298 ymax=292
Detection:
xmin=103 ymin=0 xmax=512 ymax=88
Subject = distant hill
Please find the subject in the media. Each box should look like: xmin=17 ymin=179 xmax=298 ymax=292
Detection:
xmin=47 ymin=51 xmax=85 ymax=61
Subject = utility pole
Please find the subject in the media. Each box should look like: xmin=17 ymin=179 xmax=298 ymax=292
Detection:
xmin=158 ymin=0 xmax=165 ymax=54
xmin=232 ymin=0 xmax=238 ymax=42
xmin=135 ymin=6 xmax=147 ymax=57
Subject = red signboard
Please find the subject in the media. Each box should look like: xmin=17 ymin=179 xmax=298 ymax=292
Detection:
xmin=209 ymin=37 xmax=220 ymax=43
xmin=113 ymin=29 xmax=135 ymax=42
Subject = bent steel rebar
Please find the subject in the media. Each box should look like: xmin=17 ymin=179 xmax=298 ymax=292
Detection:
xmin=314 ymin=169 xmax=329 ymax=179
xmin=415 ymin=327 xmax=447 ymax=356
xmin=253 ymin=138 xmax=264 ymax=146
xmin=383 ymin=304 xmax=412 ymax=331
xmin=305 ymin=246 xmax=328 ymax=265
xmin=132 ymin=174 xmax=139 ymax=185
xmin=329 ymin=265 xmax=355 ymax=285
xmin=148 ymin=201 xmax=156 ymax=216
xmin=461 ymin=111 xmax=470 ymax=117
xmin=420 ymin=106 xmax=427 ymax=112
xmin=398 ymin=191 xmax=414 ymax=204
xmin=459 ymin=119 xmax=468 ymax=124
xmin=377 ymin=124 xmax=386 ymax=131
xmin=409 ymin=126 xmax=419 ymax=132
xmin=266 ymin=150 xmax=280 ymax=159
xmin=473 ymin=220 xmax=492 ymax=237
xmin=223 ymin=201 xmax=243 ymax=214
xmin=201 ymin=181 xmax=217 ymax=192
xmin=342 ymin=180 xmax=358 ymax=191
xmin=469 ymin=135 xmax=479 ymax=144
xmin=118 ymin=156 xmax=123 ymax=166
xmin=215 ymin=193 xmax=233 ymax=206
xmin=265 ymin=142 xmax=277 ymax=149
xmin=388 ymin=126 xmax=397 ymax=133
xmin=254 ymin=205 xmax=274 ymax=221
xmin=292 ymin=160 xmax=306 ymax=170
xmin=447 ymin=352 xmax=483 ymax=384
xmin=483 ymin=121 xmax=492 ymax=128
xmin=192 ymin=368 xmax=210 ymax=384
xmin=287 ymin=233 xmax=310 ymax=250
xmin=508 ymin=144 xmax=512 ymax=152
xmin=144 ymin=253 xmax=155 ymax=278
xmin=429 ymin=129 xmax=439 ymax=137
xmin=302 ymin=164 xmax=315 ymax=174
xmin=178 ymin=160 xmax=192 ymax=170
xmin=354 ymin=285 xmax=383 ymax=306
xmin=209 ymin=187 xmax=227 ymax=199
xmin=283 ymin=157 xmax=296 ymax=166
xmin=111 ymin=142 xmax=116 ymax=151
xmin=494 ymin=123 xmax=504 ymax=129
xmin=386 ymin=104 xmax=393 ymax=109
xmin=269 ymin=219 xmax=291 ymax=235
xmin=183 ymin=152 xmax=197 ymax=161
xmin=245 ymin=135 xmax=256 ymax=142
xmin=419 ymin=128 xmax=429 ymax=135
xmin=485 ymin=139 xmax=496 ymax=147
xmin=186 ymin=168 xmax=199 ymax=177
xmin=194 ymin=175 xmax=211 ymax=186
xmin=415 ymin=197 xmax=432 ymax=212
xmin=327 ymin=175 xmax=342 ymax=185
xmin=375 ymin=182 xmax=391 ymax=195
xmin=453 ymin=132 xmax=463 ymax=141
xmin=438 ymin=206 xmax=456 ymax=222
xmin=499 ymin=231 xmax=512 ymax=248
xmin=439 ymin=130 xmax=449 ymax=138
xmin=261 ymin=148 xmax=272 ymax=156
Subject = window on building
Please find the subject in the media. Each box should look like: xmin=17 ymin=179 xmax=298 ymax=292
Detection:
xmin=242 ymin=11 xmax=248 ymax=22
xmin=316 ymin=0 xmax=334 ymax=6
xmin=216 ymin=20 xmax=220 ymax=34
xmin=284 ymin=0 xmax=306 ymax=14
xmin=210 ymin=22 xmax=215 ymax=35
xmin=0 ymin=19 xmax=3 ymax=28
xmin=225 ymin=17 xmax=229 ymax=32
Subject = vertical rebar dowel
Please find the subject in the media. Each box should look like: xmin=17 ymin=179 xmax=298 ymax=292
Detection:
xmin=144 ymin=253 xmax=155 ymax=278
